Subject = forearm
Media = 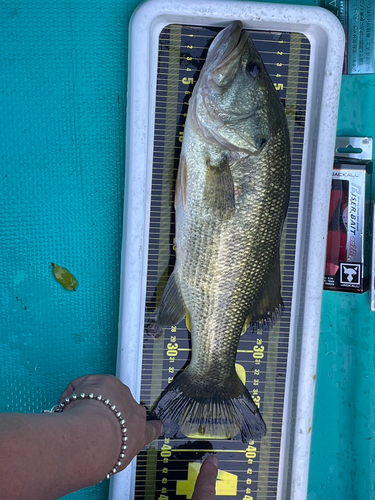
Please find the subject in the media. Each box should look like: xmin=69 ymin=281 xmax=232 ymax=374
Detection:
xmin=0 ymin=403 xmax=119 ymax=500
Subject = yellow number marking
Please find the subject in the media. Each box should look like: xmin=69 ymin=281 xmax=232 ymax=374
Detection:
xmin=182 ymin=77 xmax=194 ymax=85
xmin=274 ymin=83 xmax=284 ymax=91
xmin=176 ymin=462 xmax=238 ymax=498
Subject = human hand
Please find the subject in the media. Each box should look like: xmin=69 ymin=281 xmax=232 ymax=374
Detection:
xmin=192 ymin=455 xmax=219 ymax=500
xmin=60 ymin=374 xmax=163 ymax=471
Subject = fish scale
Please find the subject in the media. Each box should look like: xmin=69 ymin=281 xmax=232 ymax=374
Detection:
xmin=131 ymin=20 xmax=311 ymax=500
xmin=149 ymin=21 xmax=290 ymax=443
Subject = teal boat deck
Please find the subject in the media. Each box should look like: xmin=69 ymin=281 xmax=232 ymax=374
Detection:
xmin=0 ymin=1 xmax=374 ymax=499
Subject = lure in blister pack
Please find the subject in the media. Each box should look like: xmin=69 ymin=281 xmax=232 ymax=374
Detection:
xmin=325 ymin=180 xmax=348 ymax=277
xmin=324 ymin=137 xmax=373 ymax=293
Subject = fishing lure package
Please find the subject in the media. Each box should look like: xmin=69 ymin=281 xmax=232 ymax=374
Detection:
xmin=324 ymin=137 xmax=373 ymax=293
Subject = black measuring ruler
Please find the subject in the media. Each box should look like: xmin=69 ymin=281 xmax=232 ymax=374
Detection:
xmin=136 ymin=24 xmax=310 ymax=500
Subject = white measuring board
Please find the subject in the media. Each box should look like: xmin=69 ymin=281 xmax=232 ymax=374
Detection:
xmin=112 ymin=2 xmax=345 ymax=499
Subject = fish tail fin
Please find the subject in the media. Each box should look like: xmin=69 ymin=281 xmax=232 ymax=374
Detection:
xmin=148 ymin=369 xmax=266 ymax=442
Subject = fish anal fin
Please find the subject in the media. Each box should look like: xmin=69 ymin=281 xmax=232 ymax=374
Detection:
xmin=175 ymin=155 xmax=188 ymax=210
xmin=204 ymin=157 xmax=235 ymax=220
xmin=244 ymin=252 xmax=283 ymax=329
xmin=157 ymin=271 xmax=187 ymax=327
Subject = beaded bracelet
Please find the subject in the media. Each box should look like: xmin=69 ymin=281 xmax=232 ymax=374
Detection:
xmin=43 ymin=392 xmax=127 ymax=480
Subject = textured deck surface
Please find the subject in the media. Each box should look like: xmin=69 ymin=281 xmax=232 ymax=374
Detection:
xmin=1 ymin=1 xmax=374 ymax=499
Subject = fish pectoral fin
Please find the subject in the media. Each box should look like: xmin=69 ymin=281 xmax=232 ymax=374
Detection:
xmin=204 ymin=157 xmax=235 ymax=220
xmin=157 ymin=271 xmax=188 ymax=327
xmin=254 ymin=135 xmax=268 ymax=151
xmin=175 ymin=155 xmax=188 ymax=210
xmin=244 ymin=251 xmax=283 ymax=329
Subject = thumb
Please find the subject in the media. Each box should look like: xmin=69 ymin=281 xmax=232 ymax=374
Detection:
xmin=192 ymin=455 xmax=219 ymax=500
xmin=144 ymin=420 xmax=164 ymax=445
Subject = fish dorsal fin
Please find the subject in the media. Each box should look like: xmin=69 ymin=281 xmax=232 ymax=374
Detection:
xmin=157 ymin=271 xmax=188 ymax=327
xmin=175 ymin=155 xmax=188 ymax=210
xmin=204 ymin=157 xmax=235 ymax=220
xmin=243 ymin=251 xmax=282 ymax=330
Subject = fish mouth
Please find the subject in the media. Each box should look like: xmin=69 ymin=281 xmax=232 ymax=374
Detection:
xmin=205 ymin=20 xmax=248 ymax=71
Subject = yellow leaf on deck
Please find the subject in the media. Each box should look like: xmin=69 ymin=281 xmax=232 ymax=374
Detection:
xmin=52 ymin=263 xmax=79 ymax=291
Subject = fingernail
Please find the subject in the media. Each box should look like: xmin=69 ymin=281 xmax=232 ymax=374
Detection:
xmin=210 ymin=455 xmax=219 ymax=468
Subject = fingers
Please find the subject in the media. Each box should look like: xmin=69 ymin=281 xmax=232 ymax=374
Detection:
xmin=60 ymin=375 xmax=90 ymax=400
xmin=60 ymin=374 xmax=125 ymax=402
xmin=144 ymin=420 xmax=164 ymax=445
xmin=192 ymin=455 xmax=219 ymax=500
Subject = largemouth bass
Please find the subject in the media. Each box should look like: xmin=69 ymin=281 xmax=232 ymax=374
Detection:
xmin=149 ymin=21 xmax=291 ymax=442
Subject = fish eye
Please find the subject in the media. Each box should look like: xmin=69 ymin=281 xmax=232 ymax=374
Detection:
xmin=246 ymin=62 xmax=261 ymax=78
